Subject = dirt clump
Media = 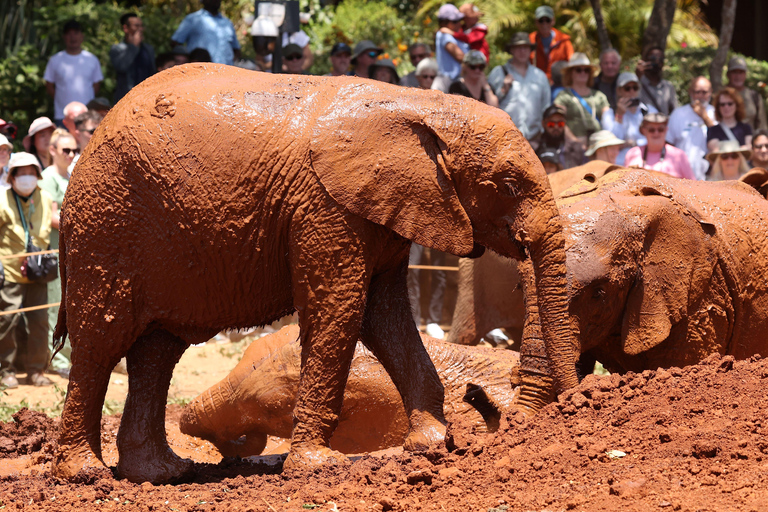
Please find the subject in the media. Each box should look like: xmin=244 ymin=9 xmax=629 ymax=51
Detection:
xmin=0 ymin=409 xmax=57 ymax=459
xmin=2 ymin=353 xmax=768 ymax=510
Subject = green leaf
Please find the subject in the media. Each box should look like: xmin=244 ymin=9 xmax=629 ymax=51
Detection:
xmin=15 ymin=74 xmax=24 ymax=84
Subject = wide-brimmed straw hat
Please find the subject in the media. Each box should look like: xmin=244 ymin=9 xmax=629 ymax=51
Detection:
xmin=22 ymin=117 xmax=55 ymax=152
xmin=506 ymin=32 xmax=535 ymax=50
xmin=585 ymin=130 xmax=625 ymax=157
xmin=706 ymin=139 xmax=751 ymax=163
xmin=564 ymin=52 xmax=595 ymax=71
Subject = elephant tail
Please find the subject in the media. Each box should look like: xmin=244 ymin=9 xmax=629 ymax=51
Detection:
xmin=52 ymin=232 xmax=68 ymax=357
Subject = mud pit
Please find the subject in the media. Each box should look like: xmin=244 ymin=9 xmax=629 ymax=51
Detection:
xmin=2 ymin=352 xmax=768 ymax=510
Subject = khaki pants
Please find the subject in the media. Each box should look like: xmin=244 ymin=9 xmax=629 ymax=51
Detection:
xmin=47 ymin=276 xmax=70 ymax=370
xmin=0 ymin=281 xmax=49 ymax=376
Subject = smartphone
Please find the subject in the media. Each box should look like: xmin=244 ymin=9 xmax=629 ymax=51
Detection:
xmin=628 ymin=98 xmax=640 ymax=108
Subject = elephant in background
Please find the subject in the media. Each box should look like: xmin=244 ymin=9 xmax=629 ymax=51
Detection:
xmin=448 ymin=161 xmax=620 ymax=347
xmin=53 ymin=64 xmax=578 ymax=483
xmin=179 ymin=325 xmax=520 ymax=457
xmin=518 ymin=168 xmax=768 ymax=392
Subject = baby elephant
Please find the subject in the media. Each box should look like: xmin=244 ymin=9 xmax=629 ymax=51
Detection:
xmin=180 ymin=325 xmax=520 ymax=457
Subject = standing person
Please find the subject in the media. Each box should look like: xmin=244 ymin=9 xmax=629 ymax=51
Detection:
xmin=584 ymin=130 xmax=624 ymax=164
xmin=553 ymin=53 xmax=609 ymax=149
xmin=0 ymin=135 xmax=11 ymax=189
xmin=666 ymin=76 xmax=715 ymax=180
xmin=43 ymin=20 xmax=103 ymax=125
xmin=407 ymin=244 xmax=448 ymax=339
xmin=528 ymin=5 xmax=573 ymax=82
xmin=726 ymin=57 xmax=767 ymax=132
xmin=458 ymin=3 xmax=489 ymax=61
xmin=22 ymin=117 xmax=56 ymax=171
xmin=435 ymin=4 xmax=468 ymax=82
xmin=414 ymin=58 xmax=439 ymax=90
xmin=0 ymin=153 xmax=54 ymax=388
xmin=706 ymin=140 xmax=751 ymax=181
xmin=400 ymin=43 xmax=432 ymax=87
xmin=601 ymin=72 xmax=657 ymax=165
xmin=171 ymin=0 xmax=241 ymax=66
xmin=707 ymin=87 xmax=753 ymax=152
xmin=350 ymin=40 xmax=383 ymax=79
xmin=593 ymin=48 xmax=621 ymax=110
xmin=110 ymin=13 xmax=156 ymax=103
xmin=369 ymin=59 xmax=400 ymax=85
xmin=40 ymin=130 xmax=78 ymax=379
xmin=636 ymin=46 xmax=676 ymax=115
xmin=326 ymin=43 xmax=352 ymax=77
xmin=751 ymin=130 xmax=768 ymax=169
xmin=532 ymin=104 xmax=584 ymax=170
xmin=625 ymin=112 xmax=695 ymax=179
xmin=489 ymin=32 xmax=550 ymax=141
xmin=448 ymin=51 xmax=498 ymax=107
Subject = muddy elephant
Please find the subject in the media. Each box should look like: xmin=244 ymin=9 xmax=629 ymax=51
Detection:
xmin=52 ymin=64 xmax=578 ymax=483
xmin=518 ymin=167 xmax=768 ymax=395
xmin=448 ymin=161 xmax=620 ymax=347
xmin=179 ymin=325 xmax=520 ymax=456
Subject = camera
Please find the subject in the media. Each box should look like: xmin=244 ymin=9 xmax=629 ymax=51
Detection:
xmin=628 ymin=98 xmax=641 ymax=108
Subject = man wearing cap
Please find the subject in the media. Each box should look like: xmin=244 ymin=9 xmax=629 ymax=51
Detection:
xmin=435 ymin=4 xmax=469 ymax=82
xmin=86 ymin=97 xmax=111 ymax=118
xmin=326 ymin=43 xmax=352 ymax=77
xmin=351 ymin=40 xmax=383 ymax=79
xmin=283 ymin=44 xmax=306 ymax=74
xmin=0 ymin=135 xmax=12 ymax=189
xmin=110 ymin=13 xmax=156 ymax=104
xmin=666 ymin=76 xmax=715 ymax=180
xmin=44 ymin=20 xmax=103 ymax=126
xmin=593 ymin=49 xmax=621 ymax=111
xmin=585 ymin=130 xmax=624 ymax=164
xmin=533 ymin=104 xmax=583 ymax=170
xmin=601 ymin=72 xmax=657 ymax=165
xmin=726 ymin=56 xmax=767 ymax=132
xmin=489 ymin=32 xmax=550 ymax=141
xmin=625 ymin=112 xmax=694 ymax=180
xmin=528 ymin=5 xmax=573 ymax=82
xmin=458 ymin=3 xmax=489 ymax=61
xmin=636 ymin=46 xmax=676 ymax=116
xmin=171 ymin=0 xmax=241 ymax=66
xmin=400 ymin=43 xmax=432 ymax=87
xmin=0 ymin=153 xmax=55 ymax=388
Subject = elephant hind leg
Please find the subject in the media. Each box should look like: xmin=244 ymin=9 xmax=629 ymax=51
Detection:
xmin=214 ymin=431 xmax=268 ymax=458
xmin=116 ymin=329 xmax=193 ymax=484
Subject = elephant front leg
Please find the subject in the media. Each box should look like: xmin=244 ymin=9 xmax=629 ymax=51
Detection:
xmin=116 ymin=329 xmax=193 ymax=483
xmin=360 ymin=254 xmax=447 ymax=452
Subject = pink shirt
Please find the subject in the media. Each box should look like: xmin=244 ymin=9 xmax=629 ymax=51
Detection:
xmin=624 ymin=144 xmax=695 ymax=180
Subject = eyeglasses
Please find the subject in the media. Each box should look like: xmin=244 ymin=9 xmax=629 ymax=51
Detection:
xmin=754 ymin=144 xmax=768 ymax=150
xmin=720 ymin=153 xmax=740 ymax=160
xmin=366 ymin=51 xmax=379 ymax=58
xmin=718 ymin=101 xmax=735 ymax=108
xmin=573 ymin=67 xmax=591 ymax=74
xmin=546 ymin=121 xmax=565 ymax=128
xmin=284 ymin=54 xmax=302 ymax=61
xmin=644 ymin=126 xmax=666 ymax=134
xmin=622 ymin=85 xmax=639 ymax=92
xmin=537 ymin=17 xmax=552 ymax=23
xmin=419 ymin=74 xmax=436 ymax=80
xmin=61 ymin=148 xmax=80 ymax=156
xmin=468 ymin=64 xmax=485 ymax=71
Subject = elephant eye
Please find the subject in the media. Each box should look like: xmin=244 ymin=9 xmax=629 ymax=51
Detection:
xmin=592 ymin=286 xmax=606 ymax=300
xmin=503 ymin=180 xmax=518 ymax=197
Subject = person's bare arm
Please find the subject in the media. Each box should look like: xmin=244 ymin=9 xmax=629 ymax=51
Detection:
xmin=480 ymin=74 xmax=499 ymax=108
xmin=707 ymin=138 xmax=720 ymax=153
xmin=301 ymin=45 xmax=314 ymax=71
xmin=51 ymin=202 xmax=60 ymax=230
xmin=445 ymin=42 xmax=464 ymax=62
xmin=46 ymin=81 xmax=55 ymax=98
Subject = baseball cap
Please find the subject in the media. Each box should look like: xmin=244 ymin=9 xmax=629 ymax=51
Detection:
xmin=330 ymin=42 xmax=352 ymax=56
xmin=542 ymin=104 xmax=566 ymax=119
xmin=437 ymin=4 xmax=464 ymax=21
xmin=727 ymin=56 xmax=747 ymax=73
xmin=463 ymin=50 xmax=486 ymax=66
xmin=351 ymin=40 xmax=383 ymax=62
xmin=86 ymin=97 xmax=111 ymax=111
xmin=535 ymin=5 xmax=555 ymax=20
xmin=283 ymin=43 xmax=303 ymax=58
xmin=616 ymin=72 xmax=639 ymax=89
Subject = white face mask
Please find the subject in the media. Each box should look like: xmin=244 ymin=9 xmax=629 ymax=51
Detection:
xmin=13 ymin=175 xmax=38 ymax=196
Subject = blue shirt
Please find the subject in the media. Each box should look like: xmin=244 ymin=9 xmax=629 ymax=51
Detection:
xmin=436 ymin=32 xmax=468 ymax=81
xmin=172 ymin=9 xmax=241 ymax=65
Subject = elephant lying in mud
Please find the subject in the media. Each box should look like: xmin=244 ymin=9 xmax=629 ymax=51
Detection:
xmin=179 ymin=325 xmax=520 ymax=457
xmin=448 ymin=161 xmax=620 ymax=347
xmin=53 ymin=64 xmax=578 ymax=483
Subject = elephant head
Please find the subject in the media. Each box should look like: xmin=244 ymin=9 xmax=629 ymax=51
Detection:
xmin=309 ymin=82 xmax=580 ymax=404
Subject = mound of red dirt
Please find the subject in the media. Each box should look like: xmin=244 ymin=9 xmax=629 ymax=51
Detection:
xmin=0 ymin=409 xmax=57 ymax=460
xmin=2 ymin=353 xmax=768 ymax=511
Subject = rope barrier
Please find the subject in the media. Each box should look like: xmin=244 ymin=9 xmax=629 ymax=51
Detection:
xmin=407 ymin=264 xmax=459 ymax=271
xmin=0 ymin=249 xmax=58 ymax=260
xmin=0 ymin=302 xmax=60 ymax=316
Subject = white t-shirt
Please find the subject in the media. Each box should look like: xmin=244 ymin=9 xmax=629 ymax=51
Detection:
xmin=44 ymin=50 xmax=103 ymax=120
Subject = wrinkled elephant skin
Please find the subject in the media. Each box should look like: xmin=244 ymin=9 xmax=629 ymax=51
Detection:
xmin=52 ymin=64 xmax=577 ymax=483
xmin=179 ymin=325 xmax=520 ymax=456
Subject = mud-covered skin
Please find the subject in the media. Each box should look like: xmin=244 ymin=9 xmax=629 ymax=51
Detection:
xmin=179 ymin=325 xmax=520 ymax=456
xmin=53 ymin=64 xmax=577 ymax=483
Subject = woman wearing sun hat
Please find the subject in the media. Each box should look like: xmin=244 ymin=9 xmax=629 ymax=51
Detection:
xmin=553 ymin=53 xmax=610 ymax=149
xmin=22 ymin=117 xmax=56 ymax=171
xmin=706 ymin=139 xmax=751 ymax=181
xmin=584 ymin=130 xmax=624 ymax=165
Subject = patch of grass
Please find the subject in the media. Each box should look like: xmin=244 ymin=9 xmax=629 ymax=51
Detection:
xmin=167 ymin=396 xmax=192 ymax=407
xmin=217 ymin=339 xmax=249 ymax=359
xmin=0 ymin=386 xmax=28 ymax=423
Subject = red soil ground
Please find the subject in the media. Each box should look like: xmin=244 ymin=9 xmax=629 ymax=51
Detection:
xmin=2 ymin=352 xmax=768 ymax=511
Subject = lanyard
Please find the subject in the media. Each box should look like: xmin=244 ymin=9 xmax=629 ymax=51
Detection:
xmin=642 ymin=144 xmax=666 ymax=169
xmin=13 ymin=192 xmax=34 ymax=246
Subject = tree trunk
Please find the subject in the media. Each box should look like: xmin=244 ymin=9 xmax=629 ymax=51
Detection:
xmin=642 ymin=0 xmax=677 ymax=55
xmin=589 ymin=0 xmax=612 ymax=52
xmin=709 ymin=0 xmax=738 ymax=92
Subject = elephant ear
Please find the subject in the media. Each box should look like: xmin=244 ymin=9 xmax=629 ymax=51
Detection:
xmin=309 ymin=85 xmax=474 ymax=256
xmin=739 ymin=168 xmax=768 ymax=199
xmin=620 ymin=188 xmax=717 ymax=356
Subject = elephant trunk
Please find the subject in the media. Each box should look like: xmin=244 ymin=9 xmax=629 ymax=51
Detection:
xmin=514 ymin=195 xmax=580 ymax=411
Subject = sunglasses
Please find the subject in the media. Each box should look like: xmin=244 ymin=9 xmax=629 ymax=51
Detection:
xmin=644 ymin=126 xmax=666 ymax=134
xmin=61 ymin=148 xmax=80 ymax=156
xmin=419 ymin=74 xmax=436 ymax=80
xmin=622 ymin=85 xmax=639 ymax=92
xmin=468 ymin=64 xmax=486 ymax=71
xmin=718 ymin=101 xmax=735 ymax=108
xmin=720 ymin=152 xmax=740 ymax=160
xmin=284 ymin=54 xmax=302 ymax=61
xmin=80 ymin=128 xmax=97 ymax=135
xmin=573 ymin=67 xmax=591 ymax=74
xmin=537 ymin=17 xmax=552 ymax=23
xmin=546 ymin=121 xmax=565 ymax=128
xmin=755 ymin=144 xmax=768 ymax=150
xmin=366 ymin=51 xmax=379 ymax=58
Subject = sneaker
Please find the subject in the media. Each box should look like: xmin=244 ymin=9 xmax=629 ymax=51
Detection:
xmin=1 ymin=373 xmax=19 ymax=389
xmin=425 ymin=323 xmax=445 ymax=339
xmin=26 ymin=372 xmax=53 ymax=387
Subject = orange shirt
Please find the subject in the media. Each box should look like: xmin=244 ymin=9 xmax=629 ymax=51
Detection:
xmin=529 ymin=28 xmax=574 ymax=82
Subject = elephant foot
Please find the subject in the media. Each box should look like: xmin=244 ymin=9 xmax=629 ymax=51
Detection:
xmin=283 ymin=443 xmax=349 ymax=472
xmin=52 ymin=444 xmax=111 ymax=482
xmin=402 ymin=411 xmax=447 ymax=452
xmin=215 ymin=432 xmax=269 ymax=458
xmin=117 ymin=446 xmax=195 ymax=484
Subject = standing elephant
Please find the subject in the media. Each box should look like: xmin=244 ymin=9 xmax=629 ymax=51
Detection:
xmin=448 ymin=161 xmax=620 ymax=347
xmin=179 ymin=325 xmax=520 ymax=457
xmin=519 ymin=167 xmax=768 ymax=394
xmin=52 ymin=64 xmax=578 ymax=483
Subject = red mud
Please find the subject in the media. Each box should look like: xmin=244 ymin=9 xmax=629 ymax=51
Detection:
xmin=2 ymin=353 xmax=768 ymax=511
